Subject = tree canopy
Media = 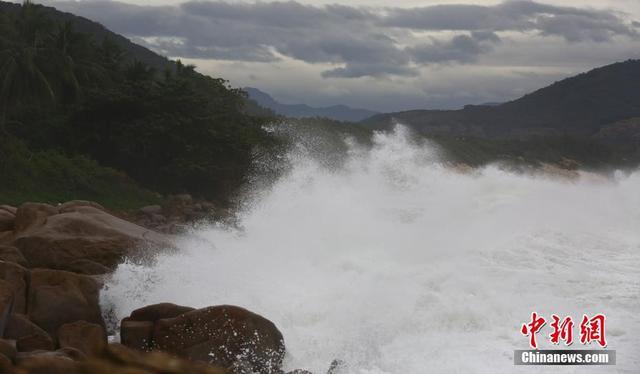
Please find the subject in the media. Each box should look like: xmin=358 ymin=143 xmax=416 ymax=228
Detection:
xmin=0 ymin=1 xmax=277 ymax=204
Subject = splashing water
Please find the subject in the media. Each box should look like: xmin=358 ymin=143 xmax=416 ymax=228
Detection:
xmin=102 ymin=126 xmax=640 ymax=373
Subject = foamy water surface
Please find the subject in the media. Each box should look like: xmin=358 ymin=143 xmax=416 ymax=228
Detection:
xmin=102 ymin=126 xmax=640 ymax=373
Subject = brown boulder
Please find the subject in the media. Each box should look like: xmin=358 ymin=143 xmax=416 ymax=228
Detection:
xmin=56 ymin=347 xmax=88 ymax=362
xmin=13 ymin=203 xmax=58 ymax=233
xmin=99 ymin=343 xmax=229 ymax=374
xmin=14 ymin=350 xmax=80 ymax=374
xmin=27 ymin=269 xmax=104 ymax=337
xmin=129 ymin=303 xmax=195 ymax=322
xmin=153 ymin=305 xmax=285 ymax=373
xmin=16 ymin=333 xmax=54 ymax=352
xmin=0 ymin=353 xmax=11 ymax=373
xmin=0 ymin=210 xmax=13 ymax=232
xmin=57 ymin=200 xmax=105 ymax=214
xmin=120 ymin=320 xmax=154 ymax=352
xmin=0 ymin=232 xmax=12 ymax=247
xmin=57 ymin=321 xmax=106 ymax=357
xmin=120 ymin=303 xmax=195 ymax=352
xmin=0 ymin=338 xmax=16 ymax=363
xmin=0 ymin=206 xmax=16 ymax=215
xmin=12 ymin=343 xmax=231 ymax=374
xmin=65 ymin=259 xmax=111 ymax=276
xmin=0 ymin=246 xmax=28 ymax=267
xmin=4 ymin=314 xmax=49 ymax=341
xmin=0 ymin=282 xmax=13 ymax=337
xmin=0 ymin=261 xmax=29 ymax=314
xmin=13 ymin=204 xmax=172 ymax=272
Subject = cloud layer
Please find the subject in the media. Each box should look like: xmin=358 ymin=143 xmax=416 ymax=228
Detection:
xmin=40 ymin=0 xmax=639 ymax=79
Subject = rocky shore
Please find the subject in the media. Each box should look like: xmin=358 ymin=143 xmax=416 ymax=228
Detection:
xmin=0 ymin=200 xmax=308 ymax=374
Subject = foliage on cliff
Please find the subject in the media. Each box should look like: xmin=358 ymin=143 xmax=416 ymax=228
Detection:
xmin=0 ymin=1 xmax=277 ymax=206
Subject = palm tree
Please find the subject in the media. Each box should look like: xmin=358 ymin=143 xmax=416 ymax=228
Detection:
xmin=124 ymin=60 xmax=156 ymax=83
xmin=0 ymin=44 xmax=55 ymax=134
xmin=16 ymin=0 xmax=52 ymax=48
xmin=0 ymin=1 xmax=55 ymax=134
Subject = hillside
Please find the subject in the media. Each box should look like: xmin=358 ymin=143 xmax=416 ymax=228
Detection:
xmin=245 ymin=87 xmax=378 ymax=122
xmin=0 ymin=1 xmax=277 ymax=208
xmin=363 ymin=60 xmax=640 ymax=142
xmin=0 ymin=1 xmax=171 ymax=70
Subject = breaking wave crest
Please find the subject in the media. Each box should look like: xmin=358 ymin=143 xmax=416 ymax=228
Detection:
xmin=102 ymin=126 xmax=640 ymax=373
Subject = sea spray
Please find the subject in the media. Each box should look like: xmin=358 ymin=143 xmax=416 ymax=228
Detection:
xmin=102 ymin=126 xmax=640 ymax=373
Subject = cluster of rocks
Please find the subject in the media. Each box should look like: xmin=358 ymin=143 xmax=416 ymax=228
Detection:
xmin=0 ymin=201 xmax=172 ymax=275
xmin=0 ymin=201 xmax=315 ymax=374
xmin=130 ymin=194 xmax=232 ymax=234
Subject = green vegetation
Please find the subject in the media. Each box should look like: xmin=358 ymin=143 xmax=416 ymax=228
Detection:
xmin=0 ymin=1 xmax=276 ymax=208
xmin=363 ymin=60 xmax=640 ymax=151
xmin=0 ymin=136 xmax=160 ymax=209
xmin=430 ymin=135 xmax=640 ymax=170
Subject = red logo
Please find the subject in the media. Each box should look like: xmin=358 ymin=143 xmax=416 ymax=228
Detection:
xmin=521 ymin=313 xmax=606 ymax=349
xmin=550 ymin=315 xmax=574 ymax=346
xmin=580 ymin=314 xmax=607 ymax=347
xmin=521 ymin=312 xmax=546 ymax=349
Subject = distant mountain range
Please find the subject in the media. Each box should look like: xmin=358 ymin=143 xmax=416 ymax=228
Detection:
xmin=363 ymin=60 xmax=640 ymax=145
xmin=244 ymin=87 xmax=378 ymax=122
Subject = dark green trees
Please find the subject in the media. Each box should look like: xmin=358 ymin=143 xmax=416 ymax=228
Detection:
xmin=0 ymin=1 xmax=275 ymax=204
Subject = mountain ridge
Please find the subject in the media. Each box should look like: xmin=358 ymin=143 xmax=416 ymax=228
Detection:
xmin=363 ymin=59 xmax=640 ymax=144
xmin=245 ymin=87 xmax=378 ymax=122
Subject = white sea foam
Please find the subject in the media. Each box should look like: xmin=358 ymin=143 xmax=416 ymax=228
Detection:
xmin=102 ymin=126 xmax=640 ymax=373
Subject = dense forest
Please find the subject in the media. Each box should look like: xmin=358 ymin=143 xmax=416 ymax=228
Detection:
xmin=0 ymin=1 xmax=277 ymax=208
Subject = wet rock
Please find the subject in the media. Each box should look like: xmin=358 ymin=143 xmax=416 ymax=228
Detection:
xmin=139 ymin=205 xmax=162 ymax=216
xmin=0 ymin=338 xmax=17 ymax=363
xmin=0 ymin=210 xmax=14 ymax=232
xmin=13 ymin=203 xmax=58 ymax=233
xmin=0 ymin=231 xmax=13 ymax=246
xmin=0 ymin=281 xmax=14 ymax=336
xmin=28 ymin=269 xmax=104 ymax=337
xmin=152 ymin=305 xmax=285 ymax=373
xmin=228 ymin=359 xmax=254 ymax=374
xmin=0 ymin=206 xmax=17 ymax=216
xmin=12 ymin=343 xmax=230 ymax=373
xmin=16 ymin=333 xmax=54 ymax=352
xmin=57 ymin=320 xmax=107 ymax=357
xmin=121 ymin=303 xmax=196 ymax=352
xmin=13 ymin=204 xmax=172 ymax=272
xmin=14 ymin=350 xmax=80 ymax=373
xmin=4 ymin=314 xmax=49 ymax=342
xmin=129 ymin=303 xmax=195 ymax=323
xmin=100 ymin=343 xmax=230 ymax=374
xmin=0 ymin=245 xmax=28 ymax=267
xmin=65 ymin=259 xmax=111 ymax=276
xmin=120 ymin=320 xmax=154 ymax=351
xmin=57 ymin=200 xmax=105 ymax=214
xmin=0 ymin=261 xmax=29 ymax=314
xmin=0 ymin=352 xmax=12 ymax=372
xmin=57 ymin=347 xmax=88 ymax=362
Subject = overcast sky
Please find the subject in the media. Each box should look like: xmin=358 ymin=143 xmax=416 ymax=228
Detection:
xmin=29 ymin=0 xmax=640 ymax=112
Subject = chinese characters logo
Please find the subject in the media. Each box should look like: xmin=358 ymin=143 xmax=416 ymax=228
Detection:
xmin=521 ymin=312 xmax=607 ymax=349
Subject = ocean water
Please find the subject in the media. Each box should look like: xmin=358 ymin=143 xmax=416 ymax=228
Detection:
xmin=102 ymin=126 xmax=640 ymax=373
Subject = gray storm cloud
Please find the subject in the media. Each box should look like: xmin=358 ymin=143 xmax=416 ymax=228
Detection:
xmin=36 ymin=0 xmax=639 ymax=79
